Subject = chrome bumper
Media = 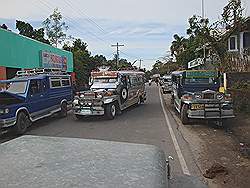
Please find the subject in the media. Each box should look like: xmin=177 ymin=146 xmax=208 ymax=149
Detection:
xmin=73 ymin=106 xmax=105 ymax=116
xmin=0 ymin=117 xmax=16 ymax=128
xmin=188 ymin=109 xmax=235 ymax=119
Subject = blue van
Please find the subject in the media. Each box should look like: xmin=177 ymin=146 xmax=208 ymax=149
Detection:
xmin=0 ymin=69 xmax=73 ymax=134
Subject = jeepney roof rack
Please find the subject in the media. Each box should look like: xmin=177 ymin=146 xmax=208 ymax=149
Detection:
xmin=16 ymin=68 xmax=68 ymax=77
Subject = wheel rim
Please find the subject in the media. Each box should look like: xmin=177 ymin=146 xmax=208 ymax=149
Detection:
xmin=111 ymin=105 xmax=116 ymax=117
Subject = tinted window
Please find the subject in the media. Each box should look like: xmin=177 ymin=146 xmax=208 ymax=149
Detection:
xmin=30 ymin=80 xmax=43 ymax=95
xmin=184 ymin=78 xmax=217 ymax=85
xmin=50 ymin=78 xmax=61 ymax=88
xmin=62 ymin=78 xmax=71 ymax=86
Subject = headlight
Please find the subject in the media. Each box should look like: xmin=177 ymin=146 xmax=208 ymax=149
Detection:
xmin=0 ymin=108 xmax=9 ymax=114
xmin=73 ymin=99 xmax=79 ymax=105
xmin=194 ymin=94 xmax=202 ymax=99
xmin=216 ymin=93 xmax=224 ymax=100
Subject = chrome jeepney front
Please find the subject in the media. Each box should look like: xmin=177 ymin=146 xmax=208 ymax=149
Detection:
xmin=188 ymin=101 xmax=235 ymax=119
xmin=73 ymin=91 xmax=105 ymax=116
xmin=183 ymin=91 xmax=235 ymax=119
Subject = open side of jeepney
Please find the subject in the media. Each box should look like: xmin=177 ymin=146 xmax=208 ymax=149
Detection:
xmin=73 ymin=70 xmax=146 ymax=120
xmin=171 ymin=70 xmax=235 ymax=125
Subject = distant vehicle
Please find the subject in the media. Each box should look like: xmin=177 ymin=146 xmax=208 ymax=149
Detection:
xmin=171 ymin=70 xmax=234 ymax=125
xmin=0 ymin=69 xmax=73 ymax=134
xmin=73 ymin=70 xmax=146 ymax=119
xmin=161 ymin=75 xmax=172 ymax=94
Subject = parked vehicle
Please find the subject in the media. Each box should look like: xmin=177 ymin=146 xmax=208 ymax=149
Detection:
xmin=161 ymin=75 xmax=172 ymax=94
xmin=171 ymin=70 xmax=234 ymax=125
xmin=73 ymin=70 xmax=146 ymax=119
xmin=0 ymin=69 xmax=73 ymax=134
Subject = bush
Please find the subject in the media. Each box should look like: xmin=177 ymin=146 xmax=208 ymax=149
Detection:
xmin=229 ymin=86 xmax=250 ymax=113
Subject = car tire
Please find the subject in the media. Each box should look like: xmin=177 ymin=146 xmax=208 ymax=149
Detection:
xmin=14 ymin=112 xmax=30 ymax=135
xmin=105 ymin=103 xmax=116 ymax=120
xmin=60 ymin=102 xmax=67 ymax=117
xmin=181 ymin=104 xmax=189 ymax=125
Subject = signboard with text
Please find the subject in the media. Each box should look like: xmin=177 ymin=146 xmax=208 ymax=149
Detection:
xmin=41 ymin=51 xmax=67 ymax=70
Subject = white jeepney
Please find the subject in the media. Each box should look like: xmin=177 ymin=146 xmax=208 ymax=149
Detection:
xmin=73 ymin=70 xmax=146 ymax=119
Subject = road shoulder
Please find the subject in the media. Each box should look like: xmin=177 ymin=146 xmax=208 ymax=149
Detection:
xmin=162 ymin=93 xmax=250 ymax=188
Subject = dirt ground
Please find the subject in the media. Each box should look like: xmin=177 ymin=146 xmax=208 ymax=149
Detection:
xmin=163 ymin=94 xmax=250 ymax=188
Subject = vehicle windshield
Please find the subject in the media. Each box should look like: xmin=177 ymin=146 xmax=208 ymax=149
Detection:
xmin=93 ymin=78 xmax=117 ymax=83
xmin=1 ymin=81 xmax=28 ymax=94
xmin=184 ymin=78 xmax=218 ymax=85
xmin=164 ymin=78 xmax=171 ymax=82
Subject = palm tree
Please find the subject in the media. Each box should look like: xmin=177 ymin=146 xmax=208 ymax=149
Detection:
xmin=170 ymin=34 xmax=187 ymax=57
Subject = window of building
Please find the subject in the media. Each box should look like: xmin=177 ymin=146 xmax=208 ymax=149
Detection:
xmin=243 ymin=32 xmax=250 ymax=49
xmin=228 ymin=35 xmax=238 ymax=51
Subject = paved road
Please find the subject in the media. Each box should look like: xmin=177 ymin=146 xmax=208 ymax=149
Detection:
xmin=0 ymin=84 xmax=201 ymax=177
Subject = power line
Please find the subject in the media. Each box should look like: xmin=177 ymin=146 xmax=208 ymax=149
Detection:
xmin=61 ymin=0 xmax=107 ymax=35
xmin=37 ymin=0 xmax=108 ymax=46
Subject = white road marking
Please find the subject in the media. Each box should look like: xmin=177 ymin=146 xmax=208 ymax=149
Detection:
xmin=159 ymin=88 xmax=191 ymax=175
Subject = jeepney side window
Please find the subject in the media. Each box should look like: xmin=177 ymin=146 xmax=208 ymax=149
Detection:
xmin=131 ymin=76 xmax=138 ymax=86
xmin=121 ymin=75 xmax=127 ymax=86
xmin=127 ymin=76 xmax=132 ymax=87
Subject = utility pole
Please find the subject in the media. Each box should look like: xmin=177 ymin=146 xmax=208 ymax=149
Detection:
xmin=201 ymin=0 xmax=206 ymax=64
xmin=111 ymin=42 xmax=124 ymax=70
xmin=139 ymin=59 xmax=143 ymax=69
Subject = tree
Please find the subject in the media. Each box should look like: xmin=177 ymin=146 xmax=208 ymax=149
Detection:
xmin=16 ymin=20 xmax=50 ymax=44
xmin=221 ymin=0 xmax=244 ymax=29
xmin=43 ymin=8 xmax=68 ymax=47
xmin=170 ymin=34 xmax=188 ymax=57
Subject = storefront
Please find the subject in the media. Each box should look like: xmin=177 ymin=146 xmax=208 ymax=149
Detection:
xmin=0 ymin=28 xmax=73 ymax=80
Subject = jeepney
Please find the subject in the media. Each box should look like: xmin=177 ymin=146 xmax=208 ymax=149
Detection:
xmin=171 ymin=70 xmax=234 ymax=125
xmin=161 ymin=75 xmax=172 ymax=94
xmin=73 ymin=70 xmax=146 ymax=119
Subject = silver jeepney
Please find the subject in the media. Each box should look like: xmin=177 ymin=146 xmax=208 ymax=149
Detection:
xmin=171 ymin=70 xmax=235 ymax=125
xmin=73 ymin=70 xmax=146 ymax=119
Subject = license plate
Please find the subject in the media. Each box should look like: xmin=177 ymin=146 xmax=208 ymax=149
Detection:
xmin=81 ymin=109 xmax=91 ymax=114
xmin=191 ymin=104 xmax=204 ymax=110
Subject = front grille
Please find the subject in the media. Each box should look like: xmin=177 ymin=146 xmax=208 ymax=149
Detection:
xmin=203 ymin=93 xmax=214 ymax=99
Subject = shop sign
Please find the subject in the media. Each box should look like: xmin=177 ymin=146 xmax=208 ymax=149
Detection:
xmin=188 ymin=58 xmax=204 ymax=69
xmin=41 ymin=51 xmax=67 ymax=70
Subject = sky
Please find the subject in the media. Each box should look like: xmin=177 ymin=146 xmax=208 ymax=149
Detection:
xmin=0 ymin=0 xmax=249 ymax=69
